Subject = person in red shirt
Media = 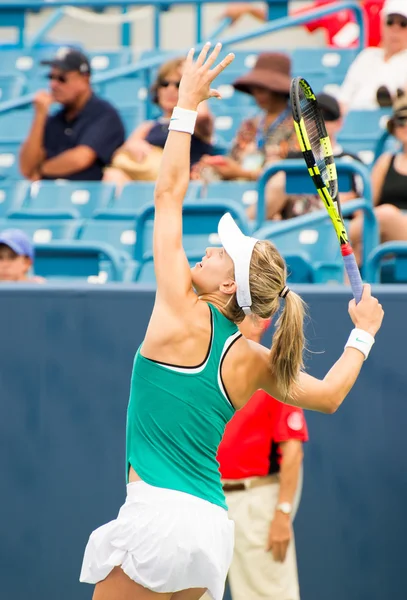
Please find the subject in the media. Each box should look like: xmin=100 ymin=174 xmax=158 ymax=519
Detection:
xmin=208 ymin=316 xmax=309 ymax=600
xmin=220 ymin=0 xmax=384 ymax=48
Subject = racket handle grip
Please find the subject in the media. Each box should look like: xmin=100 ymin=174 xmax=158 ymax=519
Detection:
xmin=342 ymin=251 xmax=363 ymax=303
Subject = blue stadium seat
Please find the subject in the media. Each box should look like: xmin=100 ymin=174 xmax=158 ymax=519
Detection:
xmin=88 ymin=49 xmax=132 ymax=72
xmin=338 ymin=109 xmax=391 ymax=164
xmin=0 ymin=74 xmax=26 ymax=102
xmin=214 ymin=108 xmax=252 ymax=145
xmin=0 ymin=181 xmax=29 ymax=217
xmin=200 ymin=181 xmax=258 ymax=207
xmin=119 ymin=105 xmax=144 ymax=137
xmin=6 ymin=211 xmax=82 ymax=241
xmin=0 ymin=144 xmax=21 ymax=179
xmin=292 ymin=48 xmax=357 ymax=88
xmin=97 ymin=78 xmax=148 ymax=109
xmin=25 ymin=181 xmax=115 ymax=218
xmin=135 ymin=200 xmax=249 ymax=262
xmin=34 ymin=240 xmax=126 ymax=282
xmin=254 ymin=210 xmax=344 ymax=284
xmin=80 ymin=212 xmax=138 ymax=257
xmin=0 ymin=110 xmax=33 ymax=143
xmin=136 ymin=253 xmax=203 ymax=283
xmin=114 ymin=181 xmax=202 ymax=211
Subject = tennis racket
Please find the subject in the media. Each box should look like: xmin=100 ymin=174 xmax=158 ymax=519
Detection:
xmin=290 ymin=76 xmax=363 ymax=303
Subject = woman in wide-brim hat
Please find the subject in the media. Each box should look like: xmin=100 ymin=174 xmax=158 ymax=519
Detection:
xmin=349 ymin=91 xmax=407 ymax=263
xmin=195 ymin=52 xmax=300 ymax=189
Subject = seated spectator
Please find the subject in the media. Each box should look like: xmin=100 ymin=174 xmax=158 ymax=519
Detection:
xmin=220 ymin=1 xmax=384 ymax=49
xmin=0 ymin=229 xmax=44 ymax=283
xmin=350 ymin=93 xmax=407 ymax=263
xmin=260 ymin=92 xmax=364 ymax=221
xmin=338 ymin=0 xmax=407 ymax=111
xmin=193 ymin=52 xmax=298 ymax=183
xmin=19 ymin=47 xmax=125 ymax=181
xmin=103 ymin=58 xmax=216 ymax=187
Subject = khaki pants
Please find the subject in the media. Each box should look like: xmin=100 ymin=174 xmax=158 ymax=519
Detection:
xmin=203 ymin=473 xmax=302 ymax=600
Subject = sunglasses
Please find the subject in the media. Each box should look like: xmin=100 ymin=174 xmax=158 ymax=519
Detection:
xmin=394 ymin=116 xmax=407 ymax=127
xmin=386 ymin=17 xmax=407 ymax=28
xmin=47 ymin=73 xmax=67 ymax=83
xmin=159 ymin=79 xmax=181 ymax=89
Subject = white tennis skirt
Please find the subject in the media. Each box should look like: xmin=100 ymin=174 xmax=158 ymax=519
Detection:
xmin=80 ymin=480 xmax=234 ymax=600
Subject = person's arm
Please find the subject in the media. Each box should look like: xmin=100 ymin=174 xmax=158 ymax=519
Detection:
xmin=371 ymin=153 xmax=392 ymax=206
xmin=19 ymin=91 xmax=52 ymax=179
xmin=39 ymin=146 xmax=97 ymax=178
xmin=123 ymin=120 xmax=154 ymax=149
xmin=267 ymin=439 xmax=303 ymax=562
xmin=153 ymin=43 xmax=234 ymax=308
xmin=259 ymin=284 xmax=384 ymax=412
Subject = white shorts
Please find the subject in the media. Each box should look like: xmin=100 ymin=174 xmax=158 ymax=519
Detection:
xmin=80 ymin=481 xmax=235 ymax=600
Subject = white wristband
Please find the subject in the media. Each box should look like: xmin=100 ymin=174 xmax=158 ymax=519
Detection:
xmin=168 ymin=106 xmax=198 ymax=135
xmin=345 ymin=328 xmax=375 ymax=360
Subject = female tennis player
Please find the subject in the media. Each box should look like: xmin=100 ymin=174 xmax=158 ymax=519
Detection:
xmin=80 ymin=43 xmax=384 ymax=600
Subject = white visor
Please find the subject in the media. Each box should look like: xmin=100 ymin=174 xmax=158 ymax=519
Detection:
xmin=218 ymin=212 xmax=258 ymax=315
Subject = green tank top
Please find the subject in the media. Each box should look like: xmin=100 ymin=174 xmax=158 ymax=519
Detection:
xmin=126 ymin=303 xmax=241 ymax=509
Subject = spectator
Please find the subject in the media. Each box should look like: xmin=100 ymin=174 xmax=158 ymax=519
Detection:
xmin=194 ymin=52 xmax=298 ymax=182
xmin=220 ymin=1 xmax=384 ymax=48
xmin=260 ymin=92 xmax=364 ymax=221
xmin=350 ymin=93 xmax=407 ymax=263
xmin=19 ymin=47 xmax=125 ymax=181
xmin=103 ymin=57 xmax=216 ymax=187
xmin=0 ymin=229 xmax=44 ymax=283
xmin=202 ymin=316 xmax=308 ymax=600
xmin=338 ymin=0 xmax=407 ymax=111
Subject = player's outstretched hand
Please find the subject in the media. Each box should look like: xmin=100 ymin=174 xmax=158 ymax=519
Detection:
xmin=177 ymin=42 xmax=235 ymax=111
xmin=348 ymin=284 xmax=384 ymax=337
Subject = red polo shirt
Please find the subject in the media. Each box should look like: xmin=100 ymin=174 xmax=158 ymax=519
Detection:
xmin=218 ymin=390 xmax=309 ymax=480
xmin=297 ymin=0 xmax=384 ymax=48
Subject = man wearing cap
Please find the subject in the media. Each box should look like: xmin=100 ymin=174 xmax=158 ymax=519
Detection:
xmin=203 ymin=316 xmax=308 ymax=600
xmin=339 ymin=0 xmax=407 ymax=110
xmin=20 ymin=47 xmax=125 ymax=181
xmin=0 ymin=229 xmax=44 ymax=282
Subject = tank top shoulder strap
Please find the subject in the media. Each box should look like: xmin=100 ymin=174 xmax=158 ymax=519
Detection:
xmin=205 ymin=303 xmax=241 ymax=373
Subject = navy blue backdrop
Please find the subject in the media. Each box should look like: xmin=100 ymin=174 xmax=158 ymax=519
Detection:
xmin=0 ymin=284 xmax=405 ymax=600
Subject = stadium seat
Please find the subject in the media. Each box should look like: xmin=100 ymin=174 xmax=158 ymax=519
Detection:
xmin=119 ymin=105 xmax=144 ymax=137
xmin=200 ymin=181 xmax=258 ymax=207
xmin=292 ymin=48 xmax=357 ymax=89
xmin=6 ymin=210 xmax=83 ymax=241
xmin=80 ymin=212 xmax=139 ymax=257
xmin=0 ymin=109 xmax=33 ymax=143
xmin=0 ymin=144 xmax=21 ymax=179
xmin=0 ymin=74 xmax=26 ymax=102
xmin=338 ymin=109 xmax=391 ymax=164
xmin=97 ymin=77 xmax=148 ymax=109
xmin=134 ymin=200 xmax=250 ymax=262
xmin=214 ymin=108 xmax=254 ymax=145
xmin=0 ymin=180 xmax=29 ymax=217
xmin=114 ymin=181 xmax=202 ymax=211
xmin=254 ymin=211 xmax=344 ymax=284
xmin=34 ymin=240 xmax=126 ymax=282
xmin=25 ymin=181 xmax=116 ymax=218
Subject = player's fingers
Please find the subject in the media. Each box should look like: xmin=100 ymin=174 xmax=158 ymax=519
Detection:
xmin=205 ymin=41 xmax=222 ymax=70
xmin=195 ymin=41 xmax=212 ymax=67
xmin=185 ymin=47 xmax=195 ymax=65
xmin=209 ymin=88 xmax=222 ymax=99
xmin=210 ymin=52 xmax=235 ymax=79
xmin=362 ymin=283 xmax=371 ymax=299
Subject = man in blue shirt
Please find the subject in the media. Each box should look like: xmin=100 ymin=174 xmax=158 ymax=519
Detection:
xmin=19 ymin=47 xmax=125 ymax=181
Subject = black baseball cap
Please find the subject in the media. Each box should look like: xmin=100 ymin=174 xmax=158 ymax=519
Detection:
xmin=316 ymin=92 xmax=341 ymax=122
xmin=41 ymin=47 xmax=91 ymax=75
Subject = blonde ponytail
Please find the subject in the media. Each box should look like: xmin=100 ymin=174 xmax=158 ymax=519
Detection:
xmin=269 ymin=290 xmax=305 ymax=401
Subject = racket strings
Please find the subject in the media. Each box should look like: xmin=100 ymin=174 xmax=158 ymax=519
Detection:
xmin=298 ymin=90 xmax=334 ymax=193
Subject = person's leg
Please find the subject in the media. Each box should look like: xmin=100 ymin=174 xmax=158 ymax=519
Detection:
xmin=376 ymin=204 xmax=407 ymax=242
xmin=227 ymin=484 xmax=300 ymax=600
xmin=92 ymin=566 xmax=173 ymax=600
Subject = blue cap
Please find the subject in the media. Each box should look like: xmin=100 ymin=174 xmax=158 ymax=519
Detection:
xmin=0 ymin=229 xmax=34 ymax=259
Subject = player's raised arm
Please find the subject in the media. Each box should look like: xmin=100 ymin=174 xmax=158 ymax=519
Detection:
xmin=153 ymin=43 xmax=234 ymax=308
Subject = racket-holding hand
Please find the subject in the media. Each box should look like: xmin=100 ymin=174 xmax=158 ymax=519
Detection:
xmin=177 ymin=42 xmax=235 ymax=112
xmin=348 ymin=284 xmax=384 ymax=337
